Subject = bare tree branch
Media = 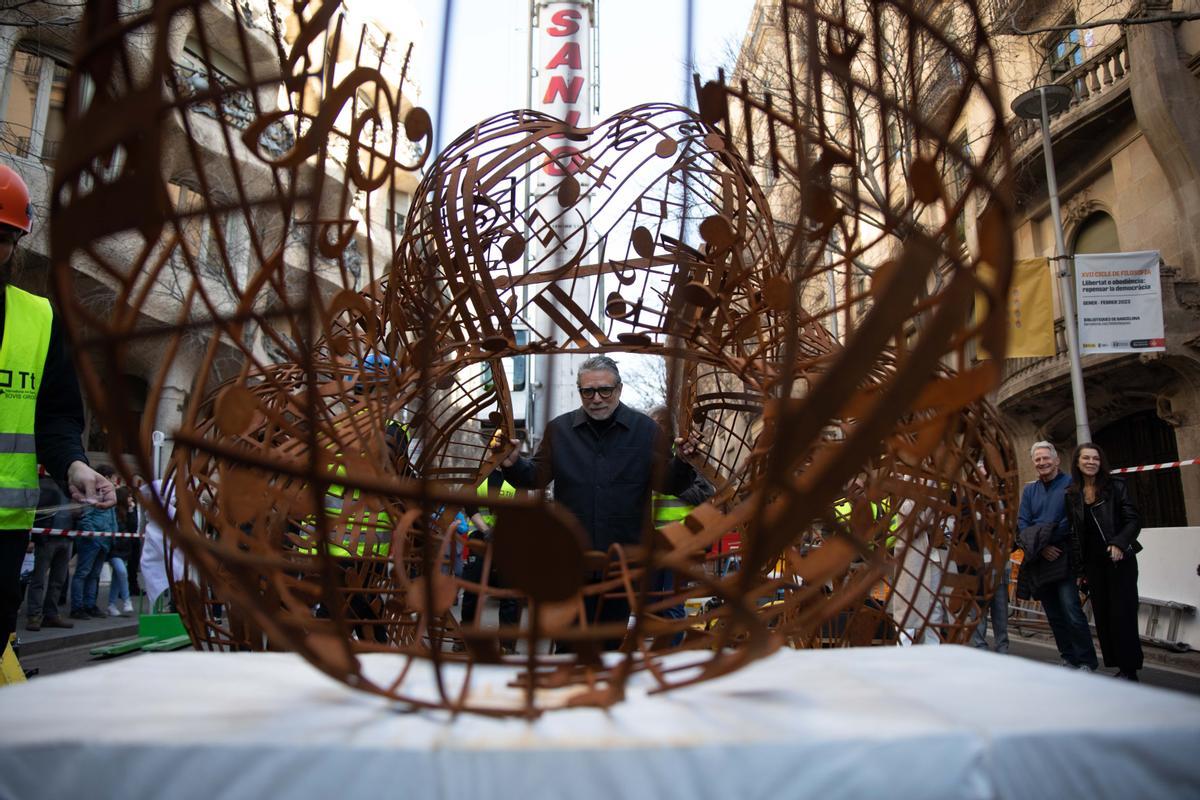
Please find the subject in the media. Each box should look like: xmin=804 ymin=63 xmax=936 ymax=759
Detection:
xmin=1006 ymin=10 xmax=1200 ymax=36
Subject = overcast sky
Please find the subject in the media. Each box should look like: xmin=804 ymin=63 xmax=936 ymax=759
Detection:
xmin=399 ymin=0 xmax=756 ymax=153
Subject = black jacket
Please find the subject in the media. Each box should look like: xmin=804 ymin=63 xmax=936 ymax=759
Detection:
xmin=1066 ymin=478 xmax=1142 ymax=566
xmin=1015 ymin=522 xmax=1072 ymax=599
xmin=502 ymin=403 xmax=696 ymax=552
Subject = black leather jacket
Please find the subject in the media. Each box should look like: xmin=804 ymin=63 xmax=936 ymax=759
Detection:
xmin=1066 ymin=478 xmax=1142 ymax=564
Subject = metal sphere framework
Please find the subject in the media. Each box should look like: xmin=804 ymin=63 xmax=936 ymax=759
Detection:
xmin=51 ymin=0 xmax=1018 ymax=716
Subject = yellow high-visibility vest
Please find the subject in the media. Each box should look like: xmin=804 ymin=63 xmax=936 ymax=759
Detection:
xmin=0 ymin=285 xmax=52 ymax=529
xmin=652 ymin=492 xmax=692 ymax=528
xmin=474 ymin=477 xmax=517 ymax=529
xmin=833 ymin=496 xmax=899 ymax=546
xmin=299 ymin=460 xmax=393 ymax=557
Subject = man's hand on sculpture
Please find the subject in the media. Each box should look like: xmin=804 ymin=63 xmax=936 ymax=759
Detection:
xmin=67 ymin=460 xmax=117 ymax=508
xmin=500 ymin=438 xmax=522 ymax=468
xmin=675 ymin=428 xmax=702 ymax=459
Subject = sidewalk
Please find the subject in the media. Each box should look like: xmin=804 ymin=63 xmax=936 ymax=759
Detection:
xmin=1006 ymin=611 xmax=1200 ymax=671
xmin=15 ymin=578 xmax=145 ymax=658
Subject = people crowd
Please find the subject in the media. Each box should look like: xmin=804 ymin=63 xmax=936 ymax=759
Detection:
xmin=443 ymin=353 xmax=1149 ymax=677
xmin=22 ymin=469 xmax=146 ymax=631
xmin=1007 ymin=439 xmax=1144 ymax=680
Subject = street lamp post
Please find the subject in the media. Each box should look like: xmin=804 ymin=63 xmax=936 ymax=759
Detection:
xmin=1012 ymin=85 xmax=1092 ymax=445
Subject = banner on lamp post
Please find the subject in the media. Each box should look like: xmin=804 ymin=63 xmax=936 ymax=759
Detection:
xmin=976 ymin=257 xmax=1055 ymax=358
xmin=1075 ymin=250 xmax=1165 ymax=354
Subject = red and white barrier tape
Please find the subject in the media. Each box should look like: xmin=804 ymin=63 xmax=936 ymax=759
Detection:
xmin=29 ymin=527 xmax=144 ymax=539
xmin=1112 ymin=457 xmax=1200 ymax=475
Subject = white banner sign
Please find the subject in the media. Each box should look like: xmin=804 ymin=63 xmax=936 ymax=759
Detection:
xmin=1075 ymin=250 xmax=1165 ymax=354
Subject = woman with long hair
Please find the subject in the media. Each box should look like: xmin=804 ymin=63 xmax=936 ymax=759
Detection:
xmin=104 ymin=485 xmax=136 ymax=616
xmin=1065 ymin=443 xmax=1143 ymax=681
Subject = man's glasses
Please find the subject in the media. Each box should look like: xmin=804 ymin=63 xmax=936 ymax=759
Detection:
xmin=578 ymin=385 xmax=617 ymax=399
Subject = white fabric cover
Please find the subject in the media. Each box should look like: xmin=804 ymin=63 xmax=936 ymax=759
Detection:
xmin=1 ymin=646 xmax=1197 ymax=799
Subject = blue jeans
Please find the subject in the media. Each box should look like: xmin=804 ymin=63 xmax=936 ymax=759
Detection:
xmin=71 ymin=538 xmax=108 ymax=611
xmin=971 ymin=559 xmax=1009 ymax=653
xmin=652 ymin=571 xmax=685 ymax=621
xmin=1037 ymin=576 xmax=1098 ymax=668
xmin=106 ymin=556 xmax=129 ymax=605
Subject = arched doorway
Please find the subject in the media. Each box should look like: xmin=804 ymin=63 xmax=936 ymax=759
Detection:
xmin=1072 ymin=210 xmax=1119 ymax=255
xmin=1094 ymin=410 xmax=1187 ymax=528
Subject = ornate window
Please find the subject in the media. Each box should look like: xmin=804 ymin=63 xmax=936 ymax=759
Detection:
xmin=0 ymin=43 xmax=70 ymax=164
xmin=1045 ymin=17 xmax=1083 ymax=80
xmin=387 ymin=192 xmax=412 ymax=234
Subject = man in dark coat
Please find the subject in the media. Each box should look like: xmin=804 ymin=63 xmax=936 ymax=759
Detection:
xmin=500 ymin=356 xmax=699 ymax=552
xmin=499 ymin=355 xmax=700 ymax=638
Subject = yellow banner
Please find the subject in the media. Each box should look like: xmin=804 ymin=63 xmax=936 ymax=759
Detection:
xmin=977 ymin=257 xmax=1055 ymax=359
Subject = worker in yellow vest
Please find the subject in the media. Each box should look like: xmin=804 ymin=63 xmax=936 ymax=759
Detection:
xmin=296 ymin=356 xmax=408 ymax=642
xmin=297 ymin=459 xmax=394 ymax=558
xmin=832 ymin=485 xmax=899 ymax=547
xmin=296 ymin=353 xmax=411 ymax=556
xmin=460 ymin=473 xmax=519 ymax=640
xmin=648 ymin=406 xmax=714 ymax=623
xmin=296 ymin=455 xmax=397 ymax=643
xmin=0 ymin=164 xmax=115 ymax=653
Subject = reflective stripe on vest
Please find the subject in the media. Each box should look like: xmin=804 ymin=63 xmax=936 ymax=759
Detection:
xmin=0 ymin=285 xmax=52 ymax=529
xmin=298 ymin=461 xmax=392 ymax=556
xmin=833 ymin=496 xmax=899 ymax=547
xmin=475 ymin=478 xmax=516 ymax=529
xmin=652 ymin=493 xmax=692 ymax=527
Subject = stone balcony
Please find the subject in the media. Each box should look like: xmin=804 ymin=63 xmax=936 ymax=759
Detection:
xmin=1007 ymin=36 xmax=1131 ymax=166
xmin=920 ymin=57 xmax=965 ymax=133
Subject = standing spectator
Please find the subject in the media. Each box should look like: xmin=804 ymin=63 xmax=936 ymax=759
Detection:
xmin=969 ymin=460 xmax=1009 ymax=654
xmin=459 ymin=472 xmax=521 ymax=652
xmin=1065 ymin=443 xmax=1144 ymax=681
xmin=125 ymin=477 xmax=143 ymax=599
xmin=25 ymin=475 xmax=75 ymax=630
xmin=105 ymin=486 xmax=136 ymax=617
xmin=891 ymin=477 xmax=950 ymax=645
xmin=1017 ymin=441 xmax=1098 ymax=671
xmin=647 ymin=405 xmax=713 ymax=624
xmin=139 ymin=478 xmax=182 ymax=608
xmin=0 ymin=163 xmax=115 ymax=647
xmin=70 ymin=465 xmax=120 ymax=619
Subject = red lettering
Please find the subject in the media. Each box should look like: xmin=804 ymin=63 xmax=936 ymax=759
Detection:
xmin=547 ymin=110 xmax=583 ymax=139
xmin=544 ymin=146 xmax=585 ymax=176
xmin=542 ymin=75 xmax=585 ymax=104
xmin=545 ymin=42 xmax=581 ymax=70
xmin=547 ymin=9 xmax=581 ymax=36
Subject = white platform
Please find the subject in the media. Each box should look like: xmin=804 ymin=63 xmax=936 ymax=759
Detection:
xmin=2 ymin=646 xmax=1199 ymax=800
xmin=1137 ymin=526 xmax=1200 ymax=649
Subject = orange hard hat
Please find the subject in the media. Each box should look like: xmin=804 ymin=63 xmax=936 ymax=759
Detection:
xmin=0 ymin=164 xmax=33 ymax=233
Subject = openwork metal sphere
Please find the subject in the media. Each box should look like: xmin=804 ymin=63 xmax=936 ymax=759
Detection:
xmin=51 ymin=0 xmax=1017 ymax=716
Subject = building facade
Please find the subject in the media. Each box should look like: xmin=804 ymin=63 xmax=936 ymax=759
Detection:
xmin=990 ymin=0 xmax=1200 ymax=526
xmin=732 ymin=0 xmax=1200 ymax=525
xmin=0 ymin=0 xmax=425 ymax=475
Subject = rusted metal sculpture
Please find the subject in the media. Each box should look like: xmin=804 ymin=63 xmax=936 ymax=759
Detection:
xmin=52 ymin=0 xmax=1017 ymax=716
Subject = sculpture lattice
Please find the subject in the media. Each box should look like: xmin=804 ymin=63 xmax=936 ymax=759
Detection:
xmin=52 ymin=0 xmax=1018 ymax=716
